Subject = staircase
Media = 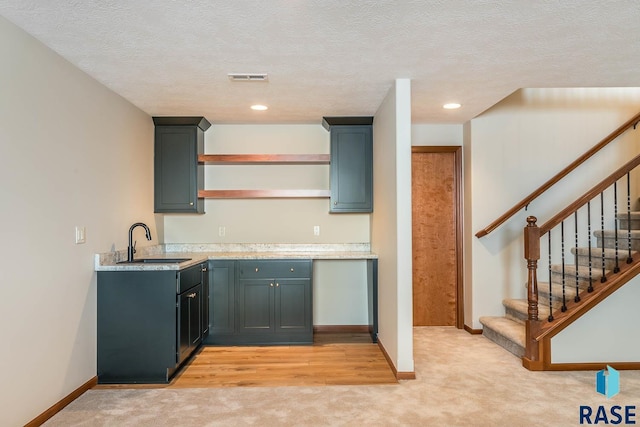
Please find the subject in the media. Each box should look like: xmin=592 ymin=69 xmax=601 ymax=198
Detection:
xmin=480 ymin=211 xmax=640 ymax=358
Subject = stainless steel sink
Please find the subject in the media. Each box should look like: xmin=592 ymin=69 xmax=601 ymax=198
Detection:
xmin=117 ymin=258 xmax=192 ymax=264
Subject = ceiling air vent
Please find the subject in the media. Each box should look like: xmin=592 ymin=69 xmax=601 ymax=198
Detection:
xmin=228 ymin=73 xmax=269 ymax=82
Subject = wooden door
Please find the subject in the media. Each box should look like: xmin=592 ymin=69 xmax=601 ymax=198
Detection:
xmin=412 ymin=147 xmax=462 ymax=327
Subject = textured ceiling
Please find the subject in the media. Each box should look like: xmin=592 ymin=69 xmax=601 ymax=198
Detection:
xmin=1 ymin=1 xmax=640 ymax=124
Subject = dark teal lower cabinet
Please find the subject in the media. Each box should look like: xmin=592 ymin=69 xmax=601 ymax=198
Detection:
xmin=97 ymin=262 xmax=207 ymax=384
xmin=204 ymin=259 xmax=313 ymax=345
xmin=237 ymin=278 xmax=312 ymax=338
xmin=203 ymin=261 xmax=236 ymax=343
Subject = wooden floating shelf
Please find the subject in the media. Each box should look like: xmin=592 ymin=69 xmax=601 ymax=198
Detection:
xmin=198 ymin=189 xmax=331 ymax=199
xmin=198 ymin=154 xmax=330 ymax=165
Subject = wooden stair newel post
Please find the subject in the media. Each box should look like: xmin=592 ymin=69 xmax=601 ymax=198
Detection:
xmin=524 ymin=216 xmax=541 ymax=361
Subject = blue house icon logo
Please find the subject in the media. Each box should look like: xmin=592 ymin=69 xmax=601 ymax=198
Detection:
xmin=596 ymin=366 xmax=620 ymax=398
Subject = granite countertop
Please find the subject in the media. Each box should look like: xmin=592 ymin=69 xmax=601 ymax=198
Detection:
xmin=95 ymin=243 xmax=377 ymax=271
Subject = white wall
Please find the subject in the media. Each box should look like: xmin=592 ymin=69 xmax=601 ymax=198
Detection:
xmin=551 ymin=277 xmax=640 ymax=363
xmin=0 ymin=17 xmax=155 ymax=426
xmin=468 ymin=88 xmax=640 ymax=329
xmin=412 ymin=124 xmax=463 ymax=146
xmin=371 ymin=79 xmax=414 ymax=373
xmin=164 ymin=124 xmax=370 ymax=244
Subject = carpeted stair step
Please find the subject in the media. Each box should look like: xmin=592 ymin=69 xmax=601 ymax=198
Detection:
xmin=539 ymin=279 xmax=579 ymax=297
xmin=550 ymin=264 xmax=607 ymax=288
xmin=503 ymin=298 xmax=551 ymax=324
xmin=572 ymin=247 xmax=637 ymax=269
xmin=535 ymin=281 xmax=606 ymax=312
xmin=617 ymin=211 xmax=640 ymax=230
xmin=479 ymin=316 xmax=525 ymax=357
xmin=522 ymin=281 xmax=575 ymax=310
xmin=594 ymin=229 xmax=640 ymax=251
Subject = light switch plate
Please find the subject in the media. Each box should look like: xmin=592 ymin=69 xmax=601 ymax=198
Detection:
xmin=75 ymin=226 xmax=86 ymax=244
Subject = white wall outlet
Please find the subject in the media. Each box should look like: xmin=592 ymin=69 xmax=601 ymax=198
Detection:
xmin=218 ymin=226 xmax=226 ymax=237
xmin=313 ymin=225 xmax=320 ymax=236
xmin=75 ymin=226 xmax=86 ymax=244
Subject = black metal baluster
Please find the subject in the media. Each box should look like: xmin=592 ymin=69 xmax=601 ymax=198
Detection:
xmin=561 ymin=221 xmax=567 ymax=312
xmin=587 ymin=201 xmax=594 ymax=293
xmin=600 ymin=192 xmax=607 ymax=283
xmin=548 ymin=231 xmax=554 ymax=322
xmin=628 ymin=172 xmax=633 ymax=264
xmin=574 ymin=211 xmax=581 ymax=303
xmin=614 ymin=181 xmax=620 ymax=273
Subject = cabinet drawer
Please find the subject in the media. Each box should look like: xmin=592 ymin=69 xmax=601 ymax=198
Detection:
xmin=178 ymin=264 xmax=204 ymax=293
xmin=237 ymin=260 xmax=311 ymax=279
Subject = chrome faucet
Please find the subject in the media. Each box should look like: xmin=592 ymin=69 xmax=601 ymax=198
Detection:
xmin=127 ymin=222 xmax=152 ymax=262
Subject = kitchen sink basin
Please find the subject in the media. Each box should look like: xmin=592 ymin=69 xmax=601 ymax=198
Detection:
xmin=117 ymin=258 xmax=192 ymax=264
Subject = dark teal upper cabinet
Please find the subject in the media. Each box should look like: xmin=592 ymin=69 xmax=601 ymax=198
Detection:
xmin=153 ymin=117 xmax=211 ymax=213
xmin=324 ymin=117 xmax=373 ymax=213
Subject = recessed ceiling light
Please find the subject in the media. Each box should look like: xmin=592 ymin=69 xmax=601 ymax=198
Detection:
xmin=443 ymin=103 xmax=462 ymax=109
xmin=251 ymin=104 xmax=268 ymax=111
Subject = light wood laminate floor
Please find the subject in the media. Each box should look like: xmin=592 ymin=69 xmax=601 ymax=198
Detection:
xmin=95 ymin=333 xmax=397 ymax=389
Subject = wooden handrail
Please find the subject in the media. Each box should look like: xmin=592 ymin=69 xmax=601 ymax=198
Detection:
xmin=539 ymin=152 xmax=640 ymax=235
xmin=475 ymin=111 xmax=640 ymax=238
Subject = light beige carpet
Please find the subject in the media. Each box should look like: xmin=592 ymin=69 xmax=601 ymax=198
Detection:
xmin=44 ymin=327 xmax=640 ymax=426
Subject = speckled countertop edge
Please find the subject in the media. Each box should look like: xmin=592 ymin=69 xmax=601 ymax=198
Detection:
xmin=95 ymin=243 xmax=376 ymax=271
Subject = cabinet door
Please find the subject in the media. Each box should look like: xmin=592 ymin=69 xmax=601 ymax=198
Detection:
xmin=178 ymin=289 xmax=191 ymax=364
xmin=177 ymin=284 xmax=202 ymax=364
xmin=154 ymin=125 xmax=203 ymax=213
xmin=189 ymin=285 xmax=202 ymax=348
xmin=275 ymin=278 xmax=312 ymax=334
xmin=207 ymin=261 xmax=236 ymax=337
xmin=201 ymin=263 xmax=209 ymax=339
xmin=330 ymin=125 xmax=373 ymax=213
xmin=237 ymin=279 xmax=275 ymax=334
